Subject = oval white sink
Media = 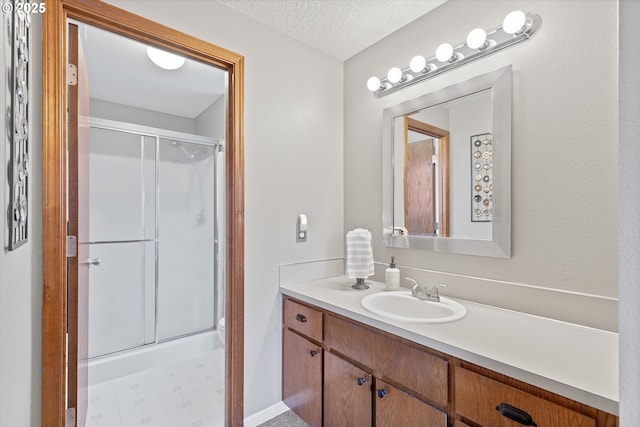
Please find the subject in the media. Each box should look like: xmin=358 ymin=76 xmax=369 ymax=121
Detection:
xmin=361 ymin=291 xmax=466 ymax=324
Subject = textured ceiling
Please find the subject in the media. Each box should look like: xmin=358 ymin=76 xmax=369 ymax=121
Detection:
xmin=216 ymin=0 xmax=447 ymax=61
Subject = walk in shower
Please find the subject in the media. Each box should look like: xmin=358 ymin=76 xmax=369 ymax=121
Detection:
xmin=86 ymin=117 xmax=224 ymax=383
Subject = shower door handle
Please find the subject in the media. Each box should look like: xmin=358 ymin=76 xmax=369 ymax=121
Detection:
xmin=81 ymin=257 xmax=101 ymax=266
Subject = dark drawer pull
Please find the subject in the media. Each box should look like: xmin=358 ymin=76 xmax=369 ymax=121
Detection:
xmin=309 ymin=350 xmax=318 ymax=357
xmin=295 ymin=314 xmax=307 ymax=323
xmin=357 ymin=377 xmax=366 ymax=386
xmin=376 ymin=389 xmax=387 ymax=399
xmin=496 ymin=403 xmax=537 ymax=426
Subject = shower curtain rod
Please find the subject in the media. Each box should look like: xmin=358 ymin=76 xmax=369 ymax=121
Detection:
xmin=89 ymin=117 xmax=223 ymax=148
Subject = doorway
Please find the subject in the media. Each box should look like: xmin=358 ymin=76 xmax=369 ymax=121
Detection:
xmin=41 ymin=1 xmax=244 ymax=426
xmin=85 ymin=120 xmax=224 ymax=425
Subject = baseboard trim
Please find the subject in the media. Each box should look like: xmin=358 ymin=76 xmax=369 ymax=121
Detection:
xmin=244 ymin=401 xmax=290 ymax=427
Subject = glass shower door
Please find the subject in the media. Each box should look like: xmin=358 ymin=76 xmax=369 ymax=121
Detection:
xmin=87 ymin=128 xmax=156 ymax=358
xmin=86 ymin=125 xmax=218 ymax=356
xmin=156 ymin=138 xmax=216 ymax=341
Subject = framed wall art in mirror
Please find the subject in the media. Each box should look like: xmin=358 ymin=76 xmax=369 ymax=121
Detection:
xmin=470 ymin=132 xmax=493 ymax=223
xmin=382 ymin=65 xmax=511 ymax=258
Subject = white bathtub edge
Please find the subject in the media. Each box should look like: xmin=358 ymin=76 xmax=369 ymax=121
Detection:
xmin=88 ymin=331 xmax=219 ymax=385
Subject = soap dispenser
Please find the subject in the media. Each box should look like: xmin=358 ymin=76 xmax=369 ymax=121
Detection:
xmin=385 ymin=257 xmax=400 ymax=291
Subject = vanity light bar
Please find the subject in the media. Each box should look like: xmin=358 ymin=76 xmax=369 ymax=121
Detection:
xmin=367 ymin=11 xmax=542 ymax=98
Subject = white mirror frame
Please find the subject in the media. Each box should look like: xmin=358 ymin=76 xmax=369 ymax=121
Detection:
xmin=382 ymin=65 xmax=512 ymax=258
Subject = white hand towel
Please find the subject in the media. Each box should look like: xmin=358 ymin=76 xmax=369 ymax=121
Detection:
xmin=346 ymin=228 xmax=375 ymax=279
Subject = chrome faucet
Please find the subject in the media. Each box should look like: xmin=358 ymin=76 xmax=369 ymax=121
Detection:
xmin=406 ymin=278 xmax=448 ymax=302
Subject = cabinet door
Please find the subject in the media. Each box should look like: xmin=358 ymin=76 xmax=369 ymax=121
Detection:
xmin=375 ymin=379 xmax=447 ymax=427
xmin=283 ymin=329 xmax=322 ymax=427
xmin=324 ymin=351 xmax=372 ymax=426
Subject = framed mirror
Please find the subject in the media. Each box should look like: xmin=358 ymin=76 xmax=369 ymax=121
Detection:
xmin=382 ymin=66 xmax=511 ymax=258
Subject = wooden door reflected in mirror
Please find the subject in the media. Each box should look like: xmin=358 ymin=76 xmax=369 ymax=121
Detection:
xmin=403 ymin=117 xmax=450 ymax=237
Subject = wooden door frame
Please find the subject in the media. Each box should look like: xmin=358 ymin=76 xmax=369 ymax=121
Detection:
xmin=404 ymin=117 xmax=450 ymax=237
xmin=41 ymin=1 xmax=245 ymax=425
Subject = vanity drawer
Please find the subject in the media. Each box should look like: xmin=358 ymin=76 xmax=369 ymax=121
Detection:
xmin=455 ymin=367 xmax=597 ymax=427
xmin=283 ymin=298 xmax=323 ymax=342
xmin=325 ymin=314 xmax=448 ymax=407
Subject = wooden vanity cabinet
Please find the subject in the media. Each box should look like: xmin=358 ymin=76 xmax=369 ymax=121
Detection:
xmin=283 ymin=296 xmax=448 ymax=426
xmin=323 ymin=350 xmax=447 ymax=427
xmin=324 ymin=314 xmax=449 ymax=409
xmin=323 ymin=345 xmax=447 ymax=427
xmin=282 ymin=296 xmax=618 ymax=427
xmin=282 ymin=299 xmax=323 ymax=427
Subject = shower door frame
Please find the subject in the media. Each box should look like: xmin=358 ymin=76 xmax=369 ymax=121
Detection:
xmin=41 ymin=1 xmax=245 ymax=425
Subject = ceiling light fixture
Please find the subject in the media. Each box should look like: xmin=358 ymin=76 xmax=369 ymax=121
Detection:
xmin=146 ymin=46 xmax=186 ymax=70
xmin=367 ymin=10 xmax=542 ymax=97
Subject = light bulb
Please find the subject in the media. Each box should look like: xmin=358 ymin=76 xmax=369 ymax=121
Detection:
xmin=466 ymin=28 xmax=488 ymax=49
xmin=367 ymin=76 xmax=381 ymax=92
xmin=387 ymin=67 xmax=403 ymax=84
xmin=146 ymin=46 xmax=185 ymax=70
xmin=503 ymin=10 xmax=526 ymax=34
xmin=435 ymin=43 xmax=454 ymax=63
xmin=409 ymin=55 xmax=427 ymax=73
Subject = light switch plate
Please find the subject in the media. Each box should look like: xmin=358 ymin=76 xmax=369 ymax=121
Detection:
xmin=297 ymin=214 xmax=307 ymax=242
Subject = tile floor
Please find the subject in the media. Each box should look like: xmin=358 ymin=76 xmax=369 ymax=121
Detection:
xmin=86 ymin=348 xmax=225 ymax=427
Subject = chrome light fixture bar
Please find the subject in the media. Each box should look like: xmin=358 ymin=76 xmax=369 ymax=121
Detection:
xmin=368 ymin=11 xmax=542 ymax=97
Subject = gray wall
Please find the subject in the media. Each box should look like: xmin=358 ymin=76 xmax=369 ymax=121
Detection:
xmin=195 ymin=95 xmax=226 ymax=139
xmin=619 ymin=0 xmax=640 ymax=425
xmin=90 ymin=98 xmax=196 ymax=133
xmin=344 ymin=0 xmax=618 ymax=328
xmin=0 ymin=12 xmax=42 ymax=427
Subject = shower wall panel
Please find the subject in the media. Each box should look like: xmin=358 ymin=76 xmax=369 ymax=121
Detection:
xmin=157 ymin=139 xmax=216 ymax=341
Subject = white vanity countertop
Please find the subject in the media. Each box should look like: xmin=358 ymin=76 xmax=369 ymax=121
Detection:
xmin=280 ymin=276 xmax=619 ymax=415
